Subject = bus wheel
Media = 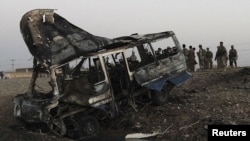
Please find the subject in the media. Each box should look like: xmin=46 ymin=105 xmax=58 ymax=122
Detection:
xmin=151 ymin=84 xmax=174 ymax=106
xmin=78 ymin=115 xmax=100 ymax=138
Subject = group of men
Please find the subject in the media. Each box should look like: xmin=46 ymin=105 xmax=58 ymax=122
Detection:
xmin=182 ymin=41 xmax=238 ymax=72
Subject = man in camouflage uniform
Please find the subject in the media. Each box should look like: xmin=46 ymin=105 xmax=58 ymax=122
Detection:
xmin=197 ymin=44 xmax=206 ymax=71
xmin=215 ymin=41 xmax=228 ymax=70
xmin=229 ymin=45 xmax=238 ymax=68
xmin=182 ymin=44 xmax=189 ymax=69
xmin=206 ymin=47 xmax=213 ymax=70
xmin=188 ymin=46 xmax=195 ymax=72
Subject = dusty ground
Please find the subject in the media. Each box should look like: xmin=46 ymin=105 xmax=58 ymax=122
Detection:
xmin=1 ymin=67 xmax=250 ymax=141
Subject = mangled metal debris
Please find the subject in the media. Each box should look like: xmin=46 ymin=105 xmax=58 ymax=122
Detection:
xmin=13 ymin=9 xmax=192 ymax=139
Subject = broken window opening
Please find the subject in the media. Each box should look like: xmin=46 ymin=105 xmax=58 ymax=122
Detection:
xmin=55 ymin=57 xmax=106 ymax=93
xmin=150 ymin=37 xmax=178 ymax=60
xmin=125 ymin=47 xmax=141 ymax=71
xmin=99 ymin=52 xmax=130 ymax=97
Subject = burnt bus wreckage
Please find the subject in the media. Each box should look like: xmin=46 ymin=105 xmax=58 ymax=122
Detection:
xmin=13 ymin=9 xmax=192 ymax=139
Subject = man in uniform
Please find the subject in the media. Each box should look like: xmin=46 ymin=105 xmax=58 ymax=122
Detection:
xmin=188 ymin=46 xmax=195 ymax=72
xmin=215 ymin=41 xmax=228 ymax=71
xmin=182 ymin=44 xmax=189 ymax=68
xmin=206 ymin=47 xmax=213 ymax=70
xmin=197 ymin=44 xmax=206 ymax=71
xmin=229 ymin=45 xmax=238 ymax=68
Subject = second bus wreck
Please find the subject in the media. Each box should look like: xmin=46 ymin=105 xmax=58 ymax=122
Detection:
xmin=14 ymin=9 xmax=192 ymax=139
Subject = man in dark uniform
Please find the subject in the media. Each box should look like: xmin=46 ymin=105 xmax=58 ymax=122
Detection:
xmin=229 ymin=45 xmax=238 ymax=68
xmin=188 ymin=46 xmax=195 ymax=72
xmin=182 ymin=44 xmax=189 ymax=69
xmin=206 ymin=47 xmax=213 ymax=70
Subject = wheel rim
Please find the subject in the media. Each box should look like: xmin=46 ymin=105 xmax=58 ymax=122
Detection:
xmin=79 ymin=116 xmax=99 ymax=137
xmin=85 ymin=122 xmax=96 ymax=134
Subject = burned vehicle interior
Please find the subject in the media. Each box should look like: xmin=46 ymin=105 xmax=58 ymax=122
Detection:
xmin=13 ymin=9 xmax=191 ymax=139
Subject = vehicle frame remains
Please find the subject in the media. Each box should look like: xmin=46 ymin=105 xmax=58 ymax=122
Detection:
xmin=13 ymin=9 xmax=191 ymax=139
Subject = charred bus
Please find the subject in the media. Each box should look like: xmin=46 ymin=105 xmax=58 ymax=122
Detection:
xmin=13 ymin=9 xmax=191 ymax=139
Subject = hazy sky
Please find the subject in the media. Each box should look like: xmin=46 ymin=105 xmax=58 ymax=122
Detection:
xmin=0 ymin=0 xmax=250 ymax=71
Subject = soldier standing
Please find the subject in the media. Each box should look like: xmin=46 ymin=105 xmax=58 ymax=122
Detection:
xmin=215 ymin=41 xmax=228 ymax=71
xmin=188 ymin=46 xmax=195 ymax=72
xmin=197 ymin=44 xmax=206 ymax=71
xmin=206 ymin=48 xmax=213 ymax=70
xmin=182 ymin=44 xmax=189 ymax=68
xmin=229 ymin=45 xmax=238 ymax=68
